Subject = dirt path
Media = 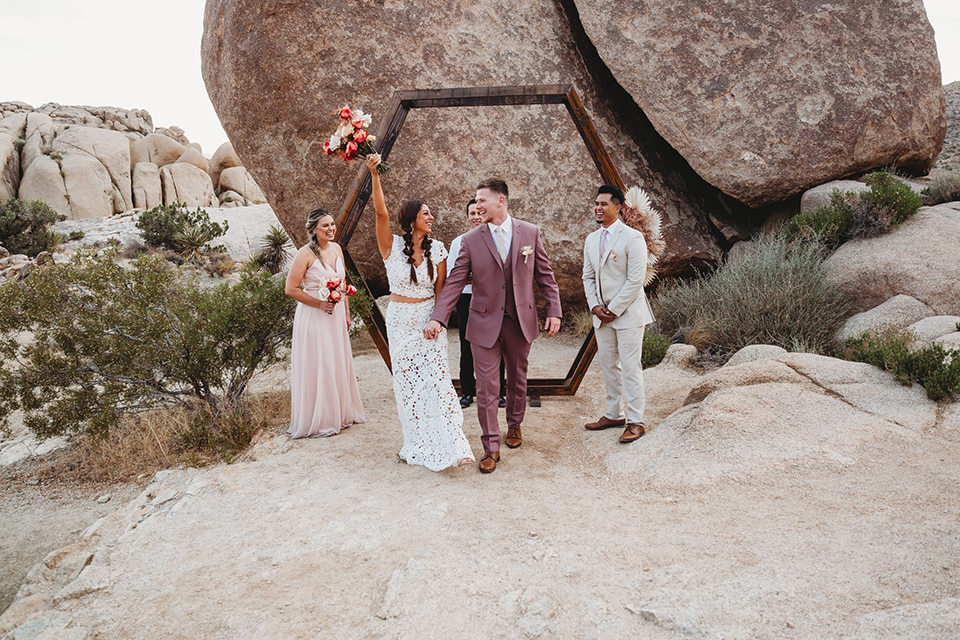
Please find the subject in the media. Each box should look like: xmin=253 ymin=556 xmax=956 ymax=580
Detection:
xmin=2 ymin=338 xmax=959 ymax=638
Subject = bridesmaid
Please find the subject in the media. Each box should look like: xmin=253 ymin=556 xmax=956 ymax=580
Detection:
xmin=285 ymin=208 xmax=365 ymax=437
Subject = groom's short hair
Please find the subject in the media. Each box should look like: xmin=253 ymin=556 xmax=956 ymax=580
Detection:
xmin=465 ymin=198 xmax=477 ymax=216
xmin=598 ymin=185 xmax=624 ymax=205
xmin=477 ymin=178 xmax=508 ymax=198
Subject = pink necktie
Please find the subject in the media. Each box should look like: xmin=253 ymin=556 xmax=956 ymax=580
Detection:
xmin=600 ymin=229 xmax=608 ymax=257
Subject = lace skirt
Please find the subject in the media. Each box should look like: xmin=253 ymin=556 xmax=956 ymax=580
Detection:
xmin=386 ymin=299 xmax=474 ymax=471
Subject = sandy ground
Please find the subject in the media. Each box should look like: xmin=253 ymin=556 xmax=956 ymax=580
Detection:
xmin=2 ymin=333 xmax=960 ymax=638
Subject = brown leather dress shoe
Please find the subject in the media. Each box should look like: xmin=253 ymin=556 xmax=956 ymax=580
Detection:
xmin=585 ymin=415 xmax=627 ymax=430
xmin=479 ymin=451 xmax=500 ymax=473
xmin=505 ymin=425 xmax=522 ymax=448
xmin=619 ymin=423 xmax=645 ymax=443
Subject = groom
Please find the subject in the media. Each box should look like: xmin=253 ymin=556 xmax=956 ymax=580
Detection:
xmin=424 ymin=178 xmax=562 ymax=473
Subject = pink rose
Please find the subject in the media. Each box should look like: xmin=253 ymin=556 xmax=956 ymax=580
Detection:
xmin=328 ymin=289 xmax=343 ymax=303
xmin=322 ymin=141 xmax=336 ymax=156
xmin=344 ymin=141 xmax=358 ymax=160
xmin=353 ymin=129 xmax=368 ymax=143
xmin=326 ymin=277 xmax=342 ymax=290
xmin=338 ymin=106 xmax=352 ymax=120
xmin=344 ymin=284 xmax=358 ymax=296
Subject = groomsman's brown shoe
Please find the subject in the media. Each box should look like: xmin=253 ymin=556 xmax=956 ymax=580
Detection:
xmin=585 ymin=416 xmax=626 ymax=430
xmin=619 ymin=423 xmax=645 ymax=443
xmin=505 ymin=425 xmax=522 ymax=449
xmin=479 ymin=451 xmax=500 ymax=473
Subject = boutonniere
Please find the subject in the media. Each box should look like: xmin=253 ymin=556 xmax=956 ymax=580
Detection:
xmin=521 ymin=245 xmax=533 ymax=264
xmin=610 ymin=250 xmax=618 ymax=260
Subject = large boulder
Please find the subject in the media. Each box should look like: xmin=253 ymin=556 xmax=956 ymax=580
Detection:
xmin=218 ymin=166 xmax=267 ymax=205
xmin=20 ymin=113 xmax=56 ymax=174
xmin=836 ymin=294 xmax=935 ymax=343
xmin=159 ymin=163 xmax=217 ymax=208
xmin=60 ymin=154 xmax=117 ymax=219
xmin=201 ymin=0 xmax=727 ymax=306
xmin=53 ymin=126 xmax=133 ymax=213
xmin=799 ymin=180 xmax=871 ymax=215
xmin=825 ymin=203 xmax=960 ymax=315
xmin=18 ymin=155 xmax=69 ymax=216
xmin=208 ymin=141 xmax=241 ymax=191
xmin=130 ymin=133 xmax=187 ymax=172
xmin=574 ymin=0 xmax=945 ymax=207
xmin=0 ymin=131 xmax=19 ymax=201
xmin=132 ymin=162 xmax=162 ymax=210
xmin=175 ymin=147 xmax=209 ymax=174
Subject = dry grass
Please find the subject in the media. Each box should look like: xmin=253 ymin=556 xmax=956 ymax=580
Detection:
xmin=24 ymin=391 xmax=290 ymax=485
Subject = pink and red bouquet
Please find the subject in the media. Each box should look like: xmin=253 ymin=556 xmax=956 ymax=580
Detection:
xmin=318 ymin=276 xmax=358 ymax=304
xmin=322 ymin=105 xmax=389 ymax=174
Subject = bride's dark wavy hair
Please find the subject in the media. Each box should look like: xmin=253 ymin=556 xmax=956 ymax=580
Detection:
xmin=397 ymin=200 xmax=433 ymax=285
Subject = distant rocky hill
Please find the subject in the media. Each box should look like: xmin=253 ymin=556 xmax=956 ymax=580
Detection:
xmin=934 ymin=81 xmax=959 ymax=171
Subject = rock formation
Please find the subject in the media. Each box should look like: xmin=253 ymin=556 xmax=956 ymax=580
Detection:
xmin=200 ymin=0 xmax=945 ymax=305
xmin=824 ymin=202 xmax=960 ymax=315
xmin=0 ymin=103 xmax=267 ymax=219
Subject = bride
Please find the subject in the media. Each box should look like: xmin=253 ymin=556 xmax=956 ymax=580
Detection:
xmin=365 ymin=154 xmax=474 ymax=471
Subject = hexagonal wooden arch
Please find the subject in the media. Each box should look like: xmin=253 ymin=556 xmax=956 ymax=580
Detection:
xmin=335 ymin=85 xmax=625 ymax=397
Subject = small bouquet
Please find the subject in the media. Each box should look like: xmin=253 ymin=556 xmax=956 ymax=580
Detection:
xmin=322 ymin=105 xmax=389 ymax=174
xmin=622 ymin=185 xmax=667 ymax=286
xmin=318 ymin=276 xmax=358 ymax=304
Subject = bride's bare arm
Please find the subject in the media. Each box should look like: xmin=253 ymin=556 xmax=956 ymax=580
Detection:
xmin=366 ymin=154 xmax=392 ymax=260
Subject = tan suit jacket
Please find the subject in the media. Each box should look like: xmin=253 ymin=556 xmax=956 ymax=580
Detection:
xmin=582 ymin=219 xmax=654 ymax=329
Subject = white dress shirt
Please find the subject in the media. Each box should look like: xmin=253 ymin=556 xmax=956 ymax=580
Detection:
xmin=447 ymin=233 xmax=471 ymax=294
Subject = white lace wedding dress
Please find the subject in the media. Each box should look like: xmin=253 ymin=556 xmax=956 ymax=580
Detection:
xmin=384 ymin=235 xmax=474 ymax=471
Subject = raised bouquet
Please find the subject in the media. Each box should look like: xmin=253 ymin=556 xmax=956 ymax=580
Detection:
xmin=322 ymin=105 xmax=389 ymax=174
xmin=318 ymin=276 xmax=358 ymax=304
xmin=622 ymin=185 xmax=666 ymax=286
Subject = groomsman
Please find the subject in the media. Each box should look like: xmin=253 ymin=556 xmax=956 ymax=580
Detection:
xmin=581 ymin=185 xmax=654 ymax=443
xmin=448 ymin=199 xmax=506 ymax=409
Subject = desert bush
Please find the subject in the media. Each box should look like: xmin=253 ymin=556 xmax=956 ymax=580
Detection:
xmin=346 ymin=271 xmax=376 ymax=339
xmin=0 ymin=198 xmax=65 ymax=256
xmin=786 ymin=169 xmax=923 ymax=249
xmin=642 ymin=331 xmax=671 ymax=368
xmin=250 ymin=225 xmax=293 ymax=275
xmin=0 ymin=248 xmax=295 ymax=440
xmin=655 ymin=234 xmax=849 ymax=355
xmin=135 ymin=202 xmax=228 ymax=254
xmin=921 ymin=169 xmax=960 ymax=206
xmin=784 ymin=190 xmax=853 ymax=248
xmin=841 ymin=326 xmax=960 ymax=401
xmin=204 ymin=252 xmax=237 ymax=278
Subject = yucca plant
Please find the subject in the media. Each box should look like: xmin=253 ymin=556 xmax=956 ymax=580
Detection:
xmin=253 ymin=225 xmax=293 ymax=275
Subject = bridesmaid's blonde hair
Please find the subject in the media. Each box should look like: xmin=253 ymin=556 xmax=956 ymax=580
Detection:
xmin=306 ymin=208 xmax=334 ymax=267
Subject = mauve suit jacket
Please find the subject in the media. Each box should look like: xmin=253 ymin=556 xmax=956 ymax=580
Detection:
xmin=432 ymin=218 xmax=562 ymax=349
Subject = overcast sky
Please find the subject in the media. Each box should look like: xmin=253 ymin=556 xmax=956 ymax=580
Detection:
xmin=2 ymin=1 xmax=957 ymax=154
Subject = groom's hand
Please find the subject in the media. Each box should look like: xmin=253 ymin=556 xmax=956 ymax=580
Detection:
xmin=544 ymin=317 xmax=561 ymax=337
xmin=592 ymin=305 xmax=616 ymax=324
xmin=423 ymin=320 xmax=442 ymax=340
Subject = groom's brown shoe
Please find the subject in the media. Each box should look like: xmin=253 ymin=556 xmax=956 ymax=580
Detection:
xmin=505 ymin=425 xmax=522 ymax=448
xmin=619 ymin=423 xmax=645 ymax=443
xmin=479 ymin=451 xmax=500 ymax=473
xmin=585 ymin=415 xmax=626 ymax=430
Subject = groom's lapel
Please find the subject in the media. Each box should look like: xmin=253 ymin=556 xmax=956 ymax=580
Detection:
xmin=479 ymin=225 xmax=503 ymax=266
xmin=600 ymin=223 xmax=624 ymax=269
xmin=508 ymin=222 xmax=523 ymax=270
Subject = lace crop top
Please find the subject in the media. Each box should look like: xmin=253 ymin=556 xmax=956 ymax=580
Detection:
xmin=384 ymin=234 xmax=447 ymax=298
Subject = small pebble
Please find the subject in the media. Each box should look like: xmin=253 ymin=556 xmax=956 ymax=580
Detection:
xmin=97 ymin=494 xmax=111 ymax=504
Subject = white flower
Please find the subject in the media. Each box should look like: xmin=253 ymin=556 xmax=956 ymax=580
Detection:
xmin=521 ymin=245 xmax=533 ymax=263
xmin=337 ymin=124 xmax=355 ymax=138
xmin=317 ymin=287 xmax=329 ymax=301
xmin=328 ymin=133 xmax=342 ymax=149
xmin=353 ymin=110 xmax=372 ymax=127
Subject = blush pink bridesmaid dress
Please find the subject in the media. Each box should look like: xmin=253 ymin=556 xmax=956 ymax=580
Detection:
xmin=288 ymin=254 xmax=365 ymax=438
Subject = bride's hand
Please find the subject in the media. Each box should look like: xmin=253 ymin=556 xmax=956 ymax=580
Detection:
xmin=365 ymin=153 xmax=381 ymax=172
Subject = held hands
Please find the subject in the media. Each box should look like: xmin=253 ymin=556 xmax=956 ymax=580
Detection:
xmin=592 ymin=305 xmax=617 ymax=324
xmin=544 ymin=317 xmax=561 ymax=337
xmin=365 ymin=153 xmax=381 ymax=173
xmin=423 ymin=320 xmax=442 ymax=340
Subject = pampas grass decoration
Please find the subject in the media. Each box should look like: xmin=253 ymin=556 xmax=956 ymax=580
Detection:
xmin=622 ymin=185 xmax=666 ymax=286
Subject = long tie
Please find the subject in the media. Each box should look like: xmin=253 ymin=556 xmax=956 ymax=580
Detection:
xmin=496 ymin=226 xmax=507 ymax=263
xmin=600 ymin=228 xmax=609 ymax=258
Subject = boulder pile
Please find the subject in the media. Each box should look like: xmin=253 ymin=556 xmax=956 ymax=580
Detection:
xmin=0 ymin=102 xmax=266 ymax=220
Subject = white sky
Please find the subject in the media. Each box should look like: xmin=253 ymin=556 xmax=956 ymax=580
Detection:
xmin=2 ymin=0 xmax=958 ymax=154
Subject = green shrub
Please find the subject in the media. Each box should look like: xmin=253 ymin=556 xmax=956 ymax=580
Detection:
xmin=921 ymin=169 xmax=960 ymax=206
xmin=0 ymin=198 xmax=65 ymax=256
xmin=655 ymin=234 xmax=849 ymax=355
xmin=642 ymin=331 xmax=671 ymax=368
xmin=250 ymin=225 xmax=293 ymax=275
xmin=346 ymin=271 xmax=376 ymax=339
xmin=858 ymin=169 xmax=922 ymax=229
xmin=0 ymin=248 xmax=295 ymax=440
xmin=136 ymin=202 xmax=228 ymax=254
xmin=784 ymin=190 xmax=853 ymax=247
xmin=842 ymin=327 xmax=960 ymax=401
